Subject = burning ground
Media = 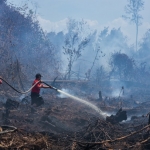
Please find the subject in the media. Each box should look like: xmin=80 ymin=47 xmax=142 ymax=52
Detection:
xmin=0 ymin=84 xmax=150 ymax=150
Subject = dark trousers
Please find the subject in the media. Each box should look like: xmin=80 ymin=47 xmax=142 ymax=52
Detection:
xmin=31 ymin=92 xmax=44 ymax=107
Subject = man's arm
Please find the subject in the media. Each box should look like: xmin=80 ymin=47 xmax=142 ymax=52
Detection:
xmin=0 ymin=79 xmax=2 ymax=84
xmin=38 ymin=82 xmax=57 ymax=91
xmin=40 ymin=83 xmax=52 ymax=89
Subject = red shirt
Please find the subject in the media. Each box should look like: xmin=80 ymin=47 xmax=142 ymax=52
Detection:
xmin=31 ymin=79 xmax=41 ymax=93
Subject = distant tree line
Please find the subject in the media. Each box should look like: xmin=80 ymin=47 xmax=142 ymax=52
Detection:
xmin=0 ymin=0 xmax=59 ymax=90
xmin=0 ymin=0 xmax=150 ymax=91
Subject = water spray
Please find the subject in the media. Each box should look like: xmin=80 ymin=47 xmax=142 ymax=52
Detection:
xmin=57 ymin=89 xmax=107 ymax=118
xmin=0 ymin=77 xmax=107 ymax=118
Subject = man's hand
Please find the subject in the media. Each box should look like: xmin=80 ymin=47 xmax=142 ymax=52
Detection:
xmin=49 ymin=85 xmax=53 ymax=89
xmin=0 ymin=79 xmax=2 ymax=84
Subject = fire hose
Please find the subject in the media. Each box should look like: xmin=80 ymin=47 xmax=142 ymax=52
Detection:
xmin=0 ymin=77 xmax=108 ymax=117
xmin=0 ymin=77 xmax=58 ymax=94
xmin=0 ymin=125 xmax=17 ymax=135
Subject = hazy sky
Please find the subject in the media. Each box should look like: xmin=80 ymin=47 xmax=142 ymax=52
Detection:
xmin=7 ymin=0 xmax=150 ymax=44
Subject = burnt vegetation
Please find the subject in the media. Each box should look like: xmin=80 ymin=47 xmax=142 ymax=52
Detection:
xmin=0 ymin=0 xmax=150 ymax=149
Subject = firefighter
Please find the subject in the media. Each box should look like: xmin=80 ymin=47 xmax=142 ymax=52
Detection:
xmin=31 ymin=73 xmax=52 ymax=107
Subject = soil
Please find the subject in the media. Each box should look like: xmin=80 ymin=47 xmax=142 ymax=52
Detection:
xmin=0 ymin=91 xmax=150 ymax=150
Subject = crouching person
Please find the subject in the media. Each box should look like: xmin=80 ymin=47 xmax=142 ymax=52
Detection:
xmin=31 ymin=73 xmax=52 ymax=107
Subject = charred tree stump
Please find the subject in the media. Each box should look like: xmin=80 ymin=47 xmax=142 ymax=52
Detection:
xmin=99 ymin=91 xmax=102 ymax=101
xmin=106 ymin=108 xmax=127 ymax=124
xmin=5 ymin=99 xmax=19 ymax=109
xmin=2 ymin=99 xmax=19 ymax=121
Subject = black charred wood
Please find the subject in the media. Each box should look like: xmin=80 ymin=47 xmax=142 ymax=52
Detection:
xmin=5 ymin=99 xmax=19 ymax=110
xmin=78 ymin=143 xmax=97 ymax=150
xmin=148 ymin=114 xmax=150 ymax=125
xmin=2 ymin=108 xmax=10 ymax=120
xmin=106 ymin=108 xmax=127 ymax=124
xmin=99 ymin=91 xmax=102 ymax=101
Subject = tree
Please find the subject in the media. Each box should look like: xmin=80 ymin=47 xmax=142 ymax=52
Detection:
xmin=0 ymin=0 xmax=6 ymax=4
xmin=85 ymin=29 xmax=108 ymax=80
xmin=92 ymin=66 xmax=108 ymax=85
xmin=96 ymin=27 xmax=129 ymax=53
xmin=0 ymin=1 xmax=59 ymax=81
xmin=123 ymin=0 xmax=144 ymax=51
xmin=63 ymin=19 xmax=90 ymax=79
xmin=131 ymin=29 xmax=150 ymax=70
xmin=109 ymin=52 xmax=135 ymax=80
xmin=138 ymin=29 xmax=150 ymax=57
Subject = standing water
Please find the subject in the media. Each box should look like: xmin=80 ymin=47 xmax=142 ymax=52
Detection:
xmin=57 ymin=89 xmax=107 ymax=118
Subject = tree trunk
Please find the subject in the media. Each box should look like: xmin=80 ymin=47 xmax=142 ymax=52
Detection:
xmin=68 ymin=60 xmax=72 ymax=79
xmin=135 ymin=22 xmax=138 ymax=51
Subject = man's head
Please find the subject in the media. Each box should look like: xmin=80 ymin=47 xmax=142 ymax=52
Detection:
xmin=35 ymin=73 xmax=42 ymax=79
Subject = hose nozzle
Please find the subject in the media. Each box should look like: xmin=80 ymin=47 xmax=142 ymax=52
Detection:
xmin=51 ymin=86 xmax=58 ymax=91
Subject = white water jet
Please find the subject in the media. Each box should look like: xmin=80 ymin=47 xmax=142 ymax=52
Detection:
xmin=57 ymin=89 xmax=107 ymax=118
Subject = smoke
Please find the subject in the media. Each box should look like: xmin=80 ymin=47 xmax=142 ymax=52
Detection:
xmin=57 ymin=88 xmax=74 ymax=98
xmin=111 ymin=89 xmax=122 ymax=97
xmin=57 ymin=89 xmax=107 ymax=118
